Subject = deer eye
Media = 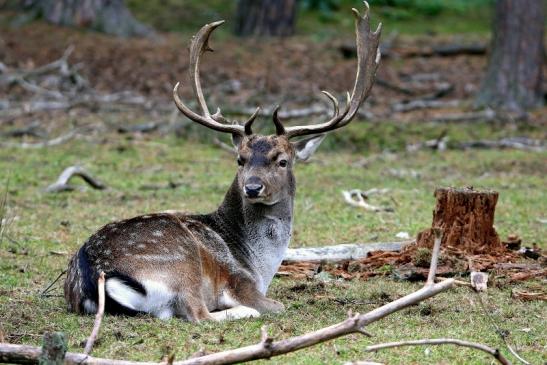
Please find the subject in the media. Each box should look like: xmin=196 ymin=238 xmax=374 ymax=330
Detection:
xmin=237 ymin=157 xmax=245 ymax=166
xmin=279 ymin=159 xmax=288 ymax=168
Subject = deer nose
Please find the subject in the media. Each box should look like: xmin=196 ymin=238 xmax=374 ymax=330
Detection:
xmin=244 ymin=178 xmax=264 ymax=198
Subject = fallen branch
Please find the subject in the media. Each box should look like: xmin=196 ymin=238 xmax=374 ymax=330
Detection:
xmin=406 ymin=130 xmax=448 ymax=152
xmin=1 ymin=122 xmax=47 ymax=139
xmin=365 ymin=338 xmax=510 ymax=365
xmin=0 ymin=46 xmax=75 ymax=86
xmin=283 ymin=240 xmax=412 ymax=263
xmin=342 ymin=189 xmax=393 ymax=212
xmin=84 ymin=272 xmax=105 ymax=355
xmin=46 ymin=166 xmax=107 ymax=193
xmin=457 ymin=137 xmax=545 ymax=152
xmin=0 ymin=129 xmax=79 ymax=149
xmin=511 ymin=290 xmax=547 ymax=302
xmin=392 ymin=99 xmax=461 ymax=113
xmin=431 ymin=108 xmax=496 ymax=123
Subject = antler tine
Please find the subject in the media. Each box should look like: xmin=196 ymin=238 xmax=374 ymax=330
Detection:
xmin=284 ymin=1 xmax=381 ymax=139
xmin=244 ymin=107 xmax=261 ymax=135
xmin=322 ymin=90 xmax=340 ymax=118
xmin=272 ymin=106 xmax=286 ymax=135
xmin=173 ymin=21 xmax=258 ymax=136
xmin=189 ymin=20 xmax=223 ymax=118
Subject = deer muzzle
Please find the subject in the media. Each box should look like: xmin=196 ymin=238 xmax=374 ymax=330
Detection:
xmin=244 ymin=177 xmax=265 ymax=199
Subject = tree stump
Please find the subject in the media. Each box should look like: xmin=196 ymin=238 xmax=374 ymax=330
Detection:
xmin=416 ymin=187 xmax=503 ymax=254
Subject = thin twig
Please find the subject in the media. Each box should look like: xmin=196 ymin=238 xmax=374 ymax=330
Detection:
xmin=46 ymin=166 xmax=107 ymax=193
xmin=83 ymin=272 xmax=106 ymax=355
xmin=365 ymin=338 xmax=511 ymax=365
xmin=40 ymin=270 xmax=67 ymax=297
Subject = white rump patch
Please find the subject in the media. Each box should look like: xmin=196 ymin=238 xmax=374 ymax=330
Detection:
xmin=210 ymin=306 xmax=260 ymax=321
xmin=105 ymin=278 xmax=176 ymax=319
xmin=105 ymin=278 xmax=144 ymax=310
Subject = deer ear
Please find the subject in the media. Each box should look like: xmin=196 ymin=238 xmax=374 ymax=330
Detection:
xmin=232 ymin=133 xmax=243 ymax=148
xmin=292 ymin=134 xmax=326 ymax=161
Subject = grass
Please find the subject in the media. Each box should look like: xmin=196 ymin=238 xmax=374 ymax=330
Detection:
xmin=0 ymin=117 xmax=545 ymax=364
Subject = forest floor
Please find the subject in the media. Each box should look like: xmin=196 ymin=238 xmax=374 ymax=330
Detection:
xmin=0 ymin=12 xmax=546 ymax=365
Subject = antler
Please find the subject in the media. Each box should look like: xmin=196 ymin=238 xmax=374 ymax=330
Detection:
xmin=173 ymin=21 xmax=260 ymax=136
xmin=282 ymin=1 xmax=382 ymax=139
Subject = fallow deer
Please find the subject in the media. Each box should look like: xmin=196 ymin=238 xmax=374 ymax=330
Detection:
xmin=64 ymin=2 xmax=381 ymax=322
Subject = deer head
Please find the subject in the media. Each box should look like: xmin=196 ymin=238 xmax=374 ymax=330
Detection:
xmin=173 ymin=2 xmax=381 ymax=206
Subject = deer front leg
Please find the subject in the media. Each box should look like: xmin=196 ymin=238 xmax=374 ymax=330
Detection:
xmin=229 ymin=277 xmax=285 ymax=314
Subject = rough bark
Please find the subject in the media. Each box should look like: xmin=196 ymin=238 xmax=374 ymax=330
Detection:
xmin=476 ymin=0 xmax=544 ymax=112
xmin=234 ymin=0 xmax=297 ymax=37
xmin=416 ymin=187 xmax=503 ymax=254
xmin=21 ymin=0 xmax=153 ymax=38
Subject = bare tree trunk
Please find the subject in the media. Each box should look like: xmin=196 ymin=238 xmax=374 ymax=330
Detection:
xmin=21 ymin=0 xmax=153 ymax=38
xmin=235 ymin=0 xmax=297 ymax=37
xmin=476 ymin=0 xmax=544 ymax=112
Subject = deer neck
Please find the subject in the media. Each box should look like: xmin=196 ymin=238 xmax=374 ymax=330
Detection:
xmin=213 ymin=177 xmax=294 ymax=293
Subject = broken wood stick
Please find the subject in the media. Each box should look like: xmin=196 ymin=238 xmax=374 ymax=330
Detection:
xmin=365 ymin=338 xmax=510 ymax=365
xmin=0 ymin=129 xmax=79 ymax=149
xmin=46 ymin=166 xmax=107 ymax=193
xmin=342 ymin=189 xmax=393 ymax=212
xmin=457 ymin=137 xmax=545 ymax=152
xmin=392 ymin=99 xmax=461 ymax=113
xmin=83 ymin=272 xmax=105 ymax=355
xmin=283 ymin=240 xmax=412 ymax=263
xmin=511 ymin=290 xmax=547 ymax=302
xmin=426 ymin=228 xmax=442 ymax=286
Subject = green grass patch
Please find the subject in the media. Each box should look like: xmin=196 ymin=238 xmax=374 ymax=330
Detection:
xmin=0 ymin=119 xmax=545 ymax=363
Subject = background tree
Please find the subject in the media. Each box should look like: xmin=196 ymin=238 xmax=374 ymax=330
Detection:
xmin=235 ymin=0 xmax=297 ymax=37
xmin=476 ymin=0 xmax=544 ymax=112
xmin=20 ymin=0 xmax=152 ymax=38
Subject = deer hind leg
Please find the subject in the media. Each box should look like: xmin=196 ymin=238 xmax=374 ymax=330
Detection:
xmin=173 ymin=292 xmax=213 ymax=323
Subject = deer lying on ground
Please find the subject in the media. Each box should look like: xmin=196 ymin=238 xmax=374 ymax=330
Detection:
xmin=64 ymin=2 xmax=381 ymax=322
